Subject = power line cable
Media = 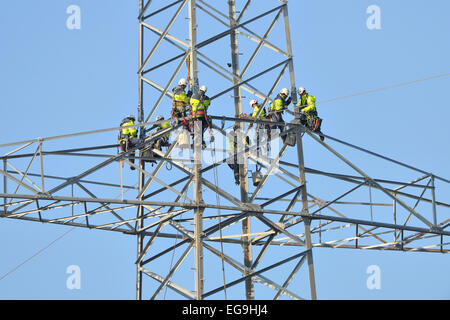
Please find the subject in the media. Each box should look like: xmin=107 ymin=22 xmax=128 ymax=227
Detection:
xmin=317 ymin=72 xmax=450 ymax=105
xmin=0 ymin=227 xmax=75 ymax=282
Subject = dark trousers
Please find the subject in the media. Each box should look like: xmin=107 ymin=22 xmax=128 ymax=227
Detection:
xmin=227 ymin=154 xmax=240 ymax=184
xmin=172 ymin=109 xmax=190 ymax=131
xmin=270 ymin=112 xmax=284 ymax=133
xmin=120 ymin=137 xmax=139 ymax=164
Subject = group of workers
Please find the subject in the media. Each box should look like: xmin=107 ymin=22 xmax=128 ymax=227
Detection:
xmin=117 ymin=78 xmax=324 ymax=173
xmin=249 ymin=86 xmax=324 ymax=141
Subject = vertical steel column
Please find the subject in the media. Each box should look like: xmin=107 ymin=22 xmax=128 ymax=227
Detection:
xmin=228 ymin=0 xmax=254 ymax=300
xmin=282 ymin=2 xmax=317 ymax=299
xmin=2 ymin=159 xmax=6 ymax=216
xmin=431 ymin=175 xmax=437 ymax=227
xmin=136 ymin=0 xmax=145 ymax=300
xmin=190 ymin=0 xmax=204 ymax=300
xmin=189 ymin=0 xmax=199 ymax=94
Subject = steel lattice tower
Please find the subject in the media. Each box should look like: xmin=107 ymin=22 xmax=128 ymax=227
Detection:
xmin=1 ymin=0 xmax=449 ymax=300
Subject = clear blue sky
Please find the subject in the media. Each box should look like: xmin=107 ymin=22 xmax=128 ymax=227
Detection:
xmin=0 ymin=0 xmax=449 ymax=300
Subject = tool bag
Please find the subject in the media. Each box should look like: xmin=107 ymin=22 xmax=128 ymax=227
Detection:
xmin=307 ymin=116 xmax=322 ymax=132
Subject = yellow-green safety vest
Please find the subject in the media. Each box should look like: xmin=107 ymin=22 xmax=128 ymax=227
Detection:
xmin=252 ymin=104 xmax=266 ymax=119
xmin=156 ymin=121 xmax=171 ymax=139
xmin=270 ymin=94 xmax=288 ymax=112
xmin=119 ymin=120 xmax=137 ymax=141
xmin=297 ymin=94 xmax=316 ymax=119
xmin=190 ymin=93 xmax=210 ymax=118
xmin=172 ymin=86 xmax=190 ymax=111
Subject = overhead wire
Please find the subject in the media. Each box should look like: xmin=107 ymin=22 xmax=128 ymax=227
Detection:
xmin=316 ymin=72 xmax=450 ymax=106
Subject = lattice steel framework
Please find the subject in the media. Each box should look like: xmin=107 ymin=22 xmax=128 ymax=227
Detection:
xmin=0 ymin=0 xmax=449 ymax=300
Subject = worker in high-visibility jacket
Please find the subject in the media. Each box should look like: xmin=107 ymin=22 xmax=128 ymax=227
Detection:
xmin=118 ymin=114 xmax=139 ymax=170
xmin=154 ymin=115 xmax=171 ymax=151
xmin=171 ymin=78 xmax=192 ymax=129
xmin=190 ymin=85 xmax=211 ymax=149
xmin=297 ymin=87 xmax=324 ymax=141
xmin=250 ymin=99 xmax=266 ymax=119
xmin=269 ymin=88 xmax=291 ymax=136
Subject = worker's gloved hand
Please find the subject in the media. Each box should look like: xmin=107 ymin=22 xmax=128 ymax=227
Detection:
xmin=187 ymin=90 xmax=193 ymax=97
xmin=285 ymin=97 xmax=292 ymax=105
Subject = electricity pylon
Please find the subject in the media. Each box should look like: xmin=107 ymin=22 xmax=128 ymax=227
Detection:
xmin=0 ymin=0 xmax=448 ymax=300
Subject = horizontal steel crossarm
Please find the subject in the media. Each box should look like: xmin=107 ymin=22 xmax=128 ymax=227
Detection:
xmin=76 ymin=182 xmax=136 ymax=231
xmin=318 ymin=131 xmax=450 ymax=185
xmin=0 ymin=144 xmax=119 ymax=161
xmin=280 ymin=162 xmax=450 ymax=209
xmin=3 ymin=170 xmax=137 ymax=190
xmin=255 ymin=214 xmax=305 ymax=246
xmin=2 ymin=191 xmax=449 ymax=237
xmin=254 ymin=197 xmax=391 ymax=207
xmin=0 ymin=121 xmax=162 ymax=150
xmin=0 ymin=169 xmax=40 ymax=194
xmin=44 ymin=124 xmax=179 ymax=196
xmin=0 ymin=125 xmax=178 ymax=217
xmin=46 ymin=204 xmax=136 ymax=227
xmin=301 ymin=127 xmax=437 ymax=230
xmin=281 ymin=163 xmax=434 ymax=190
xmin=307 ymin=193 xmax=389 ymax=245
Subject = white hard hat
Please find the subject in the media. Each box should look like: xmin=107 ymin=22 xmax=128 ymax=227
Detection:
xmin=127 ymin=114 xmax=135 ymax=121
xmin=199 ymin=85 xmax=207 ymax=93
xmin=156 ymin=115 xmax=164 ymax=121
xmin=280 ymin=88 xmax=289 ymax=96
xmin=298 ymin=87 xmax=306 ymax=95
xmin=249 ymin=99 xmax=258 ymax=107
xmin=178 ymin=78 xmax=187 ymax=86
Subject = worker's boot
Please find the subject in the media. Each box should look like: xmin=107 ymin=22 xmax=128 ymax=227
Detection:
xmin=234 ymin=172 xmax=240 ymax=185
xmin=319 ymin=131 xmax=325 ymax=142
